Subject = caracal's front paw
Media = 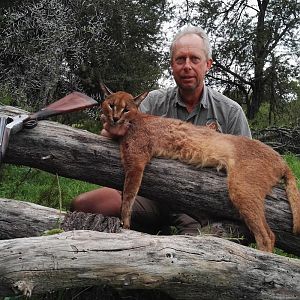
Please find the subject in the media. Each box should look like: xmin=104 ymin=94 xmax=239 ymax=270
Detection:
xmin=121 ymin=218 xmax=131 ymax=229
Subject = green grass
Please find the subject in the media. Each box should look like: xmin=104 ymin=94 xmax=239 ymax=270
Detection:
xmin=284 ymin=153 xmax=300 ymax=188
xmin=273 ymin=247 xmax=299 ymax=259
xmin=0 ymin=164 xmax=98 ymax=210
xmin=249 ymin=243 xmax=299 ymax=259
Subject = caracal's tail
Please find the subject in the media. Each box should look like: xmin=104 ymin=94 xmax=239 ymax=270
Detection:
xmin=284 ymin=166 xmax=300 ymax=234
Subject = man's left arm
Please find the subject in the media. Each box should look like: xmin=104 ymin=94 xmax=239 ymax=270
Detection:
xmin=228 ymin=107 xmax=252 ymax=138
xmin=139 ymin=91 xmax=155 ymax=114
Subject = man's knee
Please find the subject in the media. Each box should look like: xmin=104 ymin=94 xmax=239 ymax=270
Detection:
xmin=70 ymin=193 xmax=87 ymax=212
xmin=70 ymin=187 xmax=122 ymax=216
xmin=171 ymin=213 xmax=202 ymax=235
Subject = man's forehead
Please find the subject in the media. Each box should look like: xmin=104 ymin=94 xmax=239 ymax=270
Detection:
xmin=173 ymin=34 xmax=205 ymax=54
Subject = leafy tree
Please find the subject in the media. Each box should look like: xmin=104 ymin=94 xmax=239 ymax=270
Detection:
xmin=76 ymin=0 xmax=169 ymax=95
xmin=0 ymin=0 xmax=168 ymax=110
xmin=175 ymin=0 xmax=300 ymax=121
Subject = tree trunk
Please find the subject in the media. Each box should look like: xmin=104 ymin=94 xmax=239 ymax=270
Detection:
xmin=0 ymin=229 xmax=300 ymax=299
xmin=1 ymin=105 xmax=300 ymax=256
xmin=248 ymin=0 xmax=268 ymax=120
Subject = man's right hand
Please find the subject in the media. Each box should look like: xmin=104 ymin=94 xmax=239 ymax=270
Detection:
xmin=100 ymin=114 xmax=130 ymax=139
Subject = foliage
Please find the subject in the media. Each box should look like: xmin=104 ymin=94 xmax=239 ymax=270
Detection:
xmin=1 ymin=0 xmax=107 ymax=109
xmin=1 ymin=0 xmax=299 ymax=123
xmin=273 ymin=247 xmax=299 ymax=259
xmin=250 ymin=98 xmax=300 ymax=129
xmin=172 ymin=0 xmax=300 ymax=120
xmin=86 ymin=0 xmax=170 ymax=94
xmin=71 ymin=115 xmax=102 ymax=134
xmin=0 ymin=0 xmax=169 ymax=111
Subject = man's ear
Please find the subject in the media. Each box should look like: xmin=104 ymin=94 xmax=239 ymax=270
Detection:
xmin=133 ymin=91 xmax=149 ymax=107
xmin=206 ymin=58 xmax=213 ymax=72
xmin=100 ymin=82 xmax=114 ymax=98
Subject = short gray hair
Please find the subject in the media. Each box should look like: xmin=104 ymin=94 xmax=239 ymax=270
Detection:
xmin=170 ymin=25 xmax=212 ymax=60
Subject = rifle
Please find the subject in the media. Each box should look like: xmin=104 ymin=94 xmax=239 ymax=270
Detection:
xmin=0 ymin=92 xmax=99 ymax=163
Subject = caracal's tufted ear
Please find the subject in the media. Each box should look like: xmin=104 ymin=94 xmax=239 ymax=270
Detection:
xmin=133 ymin=91 xmax=149 ymax=107
xmin=100 ymin=82 xmax=114 ymax=98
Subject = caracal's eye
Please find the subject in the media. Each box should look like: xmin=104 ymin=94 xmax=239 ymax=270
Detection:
xmin=123 ymin=107 xmax=129 ymax=113
xmin=109 ymin=103 xmax=114 ymax=109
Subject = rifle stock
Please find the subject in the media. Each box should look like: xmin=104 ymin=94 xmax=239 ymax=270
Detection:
xmin=29 ymin=92 xmax=99 ymax=121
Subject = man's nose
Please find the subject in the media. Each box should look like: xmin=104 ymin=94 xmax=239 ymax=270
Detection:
xmin=183 ymin=58 xmax=192 ymax=69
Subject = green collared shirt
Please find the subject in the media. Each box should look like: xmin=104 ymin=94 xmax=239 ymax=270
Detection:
xmin=139 ymin=85 xmax=252 ymax=138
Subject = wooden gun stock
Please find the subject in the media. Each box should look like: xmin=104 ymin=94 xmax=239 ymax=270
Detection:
xmin=29 ymin=92 xmax=99 ymax=121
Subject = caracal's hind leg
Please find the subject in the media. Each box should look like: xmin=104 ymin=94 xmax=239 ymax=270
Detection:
xmin=121 ymin=158 xmax=148 ymax=229
xmin=231 ymin=194 xmax=274 ymax=251
xmin=228 ymin=177 xmax=275 ymax=252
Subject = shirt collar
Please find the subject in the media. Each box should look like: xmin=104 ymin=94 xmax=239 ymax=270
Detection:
xmin=200 ymin=85 xmax=208 ymax=109
xmin=174 ymin=87 xmax=183 ymax=107
xmin=174 ymin=84 xmax=208 ymax=109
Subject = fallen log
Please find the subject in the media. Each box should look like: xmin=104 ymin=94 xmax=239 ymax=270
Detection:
xmin=0 ymin=198 xmax=64 ymax=240
xmin=0 ymin=197 xmax=122 ymax=239
xmin=0 ymin=230 xmax=299 ymax=299
xmin=1 ymin=105 xmax=300 ymax=255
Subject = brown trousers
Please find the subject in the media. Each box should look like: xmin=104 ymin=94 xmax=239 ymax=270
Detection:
xmin=130 ymin=195 xmax=209 ymax=235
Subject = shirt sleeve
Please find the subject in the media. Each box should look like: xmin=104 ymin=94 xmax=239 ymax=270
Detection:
xmin=139 ymin=89 xmax=169 ymax=116
xmin=139 ymin=93 xmax=154 ymax=114
xmin=228 ymin=107 xmax=252 ymax=138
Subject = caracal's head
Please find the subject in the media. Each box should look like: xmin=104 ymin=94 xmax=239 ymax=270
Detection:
xmin=100 ymin=83 xmax=148 ymax=127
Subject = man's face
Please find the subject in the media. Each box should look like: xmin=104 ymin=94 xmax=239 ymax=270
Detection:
xmin=171 ymin=34 xmax=213 ymax=92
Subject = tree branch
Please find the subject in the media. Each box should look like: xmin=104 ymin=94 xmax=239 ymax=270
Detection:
xmin=212 ymin=59 xmax=253 ymax=86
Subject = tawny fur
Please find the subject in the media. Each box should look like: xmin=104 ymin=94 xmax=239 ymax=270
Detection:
xmin=101 ymin=90 xmax=300 ymax=252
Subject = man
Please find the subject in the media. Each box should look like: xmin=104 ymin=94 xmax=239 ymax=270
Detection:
xmin=71 ymin=25 xmax=251 ymax=235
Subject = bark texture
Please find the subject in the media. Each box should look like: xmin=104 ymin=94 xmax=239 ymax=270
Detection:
xmin=0 ymin=230 xmax=299 ymax=299
xmin=0 ymin=198 xmax=64 ymax=240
